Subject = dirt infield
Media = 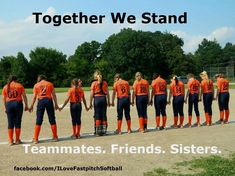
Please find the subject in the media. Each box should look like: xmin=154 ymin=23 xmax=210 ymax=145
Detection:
xmin=0 ymin=90 xmax=234 ymax=176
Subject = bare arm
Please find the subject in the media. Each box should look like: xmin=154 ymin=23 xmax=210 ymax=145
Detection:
xmin=106 ymin=89 xmax=110 ymax=107
xmin=184 ymin=89 xmax=189 ymax=103
xmin=3 ymin=96 xmax=6 ymax=113
xmin=60 ymin=96 xmax=70 ymax=111
xmin=22 ymin=92 xmax=29 ymax=111
xmin=111 ymin=90 xmax=116 ymax=106
xmin=131 ymin=90 xmax=135 ymax=105
xmin=52 ymin=90 xmax=59 ymax=110
xmin=168 ymin=89 xmax=172 ymax=104
xmin=82 ymin=97 xmax=89 ymax=111
xmin=149 ymin=89 xmax=154 ymax=105
xmin=89 ymin=90 xmax=94 ymax=109
xmin=29 ymin=93 xmax=37 ymax=112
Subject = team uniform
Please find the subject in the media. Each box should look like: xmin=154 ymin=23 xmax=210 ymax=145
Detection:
xmin=187 ymin=79 xmax=201 ymax=126
xmin=91 ymin=80 xmax=109 ymax=135
xmin=113 ymin=79 xmax=131 ymax=133
xmin=2 ymin=82 xmax=25 ymax=143
xmin=152 ymin=77 xmax=167 ymax=128
xmin=33 ymin=80 xmax=58 ymax=142
xmin=67 ymin=87 xmax=85 ymax=137
xmin=133 ymin=79 xmax=149 ymax=131
xmin=217 ymin=78 xmax=230 ymax=123
xmin=169 ymin=80 xmax=185 ymax=127
xmin=201 ymin=79 xmax=214 ymax=125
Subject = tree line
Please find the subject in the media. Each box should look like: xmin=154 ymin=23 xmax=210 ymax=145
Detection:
xmin=1 ymin=28 xmax=235 ymax=88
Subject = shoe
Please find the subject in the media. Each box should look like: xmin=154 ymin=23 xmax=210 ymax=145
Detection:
xmin=160 ymin=126 xmax=165 ymax=130
xmin=71 ymin=135 xmax=77 ymax=139
xmin=15 ymin=140 xmax=22 ymax=145
xmin=215 ymin=120 xmax=222 ymax=124
xmin=127 ymin=130 xmax=132 ymax=134
xmin=156 ymin=127 xmax=160 ymax=130
xmin=32 ymin=138 xmax=39 ymax=144
xmin=9 ymin=142 xmax=14 ymax=146
xmin=76 ymin=135 xmax=81 ymax=139
xmin=114 ymin=129 xmax=122 ymax=135
xmin=144 ymin=128 xmax=148 ymax=133
xmin=52 ymin=137 xmax=59 ymax=142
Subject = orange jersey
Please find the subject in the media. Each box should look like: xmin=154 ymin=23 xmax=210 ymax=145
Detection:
xmin=91 ymin=80 xmax=108 ymax=96
xmin=113 ymin=79 xmax=130 ymax=98
xmin=67 ymin=87 xmax=84 ymax=103
xmin=217 ymin=78 xmax=229 ymax=93
xmin=2 ymin=82 xmax=25 ymax=102
xmin=33 ymin=80 xmax=54 ymax=99
xmin=187 ymin=79 xmax=200 ymax=94
xmin=133 ymin=79 xmax=149 ymax=96
xmin=201 ymin=79 xmax=213 ymax=93
xmin=170 ymin=80 xmax=184 ymax=96
xmin=151 ymin=77 xmax=167 ymax=95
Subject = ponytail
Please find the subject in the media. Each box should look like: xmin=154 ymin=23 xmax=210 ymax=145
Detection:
xmin=72 ymin=78 xmax=79 ymax=102
xmin=37 ymin=75 xmax=47 ymax=83
xmin=7 ymin=75 xmax=17 ymax=94
xmin=173 ymin=75 xmax=178 ymax=85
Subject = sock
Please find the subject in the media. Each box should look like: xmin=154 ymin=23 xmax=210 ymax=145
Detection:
xmin=220 ymin=111 xmax=224 ymax=121
xmin=196 ymin=116 xmax=200 ymax=125
xmin=179 ymin=116 xmax=184 ymax=126
xmin=95 ymin=120 xmax=101 ymax=127
xmin=126 ymin=120 xmax=131 ymax=131
xmin=8 ymin=129 xmax=14 ymax=143
xmin=76 ymin=125 xmax=81 ymax=136
xmin=209 ymin=115 xmax=212 ymax=125
xmin=51 ymin=124 xmax=58 ymax=139
xmin=205 ymin=113 xmax=209 ymax=125
xmin=162 ymin=116 xmax=167 ymax=127
xmin=15 ymin=128 xmax=21 ymax=141
xmin=144 ymin=118 xmax=148 ymax=129
xmin=188 ymin=116 xmax=192 ymax=126
xmin=174 ymin=116 xmax=178 ymax=127
xmin=139 ymin=117 xmax=144 ymax=130
xmin=117 ymin=120 xmax=122 ymax=132
xmin=34 ymin=125 xmax=41 ymax=141
xmin=225 ymin=110 xmax=230 ymax=122
xmin=72 ymin=125 xmax=76 ymax=135
xmin=156 ymin=116 xmax=160 ymax=127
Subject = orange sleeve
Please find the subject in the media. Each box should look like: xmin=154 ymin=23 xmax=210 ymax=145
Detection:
xmin=20 ymin=84 xmax=25 ymax=94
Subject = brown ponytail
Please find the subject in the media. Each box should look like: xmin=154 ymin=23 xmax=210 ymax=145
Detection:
xmin=37 ymin=75 xmax=47 ymax=83
xmin=7 ymin=75 xmax=17 ymax=94
xmin=72 ymin=78 xmax=79 ymax=102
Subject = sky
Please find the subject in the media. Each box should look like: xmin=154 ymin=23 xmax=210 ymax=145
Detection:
xmin=0 ymin=0 xmax=235 ymax=58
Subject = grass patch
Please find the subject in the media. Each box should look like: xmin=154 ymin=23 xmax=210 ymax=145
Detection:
xmin=144 ymin=153 xmax=235 ymax=176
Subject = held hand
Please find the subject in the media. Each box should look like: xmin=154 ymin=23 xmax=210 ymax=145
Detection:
xmin=167 ymin=101 xmax=171 ymax=105
xmin=198 ymin=98 xmax=201 ymax=102
xmin=24 ymin=106 xmax=29 ymax=111
xmin=149 ymin=100 xmax=153 ymax=106
xmin=85 ymin=107 xmax=89 ymax=112
xmin=58 ymin=107 xmax=63 ymax=111
xmin=184 ymin=100 xmax=187 ymax=104
xmin=111 ymin=102 xmax=115 ymax=107
xmin=131 ymin=102 xmax=134 ymax=106
xmin=55 ymin=104 xmax=59 ymax=111
xmin=89 ymin=105 xmax=93 ymax=110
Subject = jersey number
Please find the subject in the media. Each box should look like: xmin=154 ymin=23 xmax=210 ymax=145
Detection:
xmin=8 ymin=90 xmax=18 ymax=98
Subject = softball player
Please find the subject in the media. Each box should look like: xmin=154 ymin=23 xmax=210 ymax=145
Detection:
xmin=89 ymin=71 xmax=110 ymax=136
xmin=2 ymin=75 xmax=29 ymax=145
xmin=215 ymin=74 xmax=230 ymax=124
xmin=200 ymin=71 xmax=214 ymax=126
xmin=131 ymin=72 xmax=149 ymax=133
xmin=111 ymin=74 xmax=131 ymax=134
xmin=185 ymin=73 xmax=201 ymax=127
xmin=29 ymin=75 xmax=59 ymax=144
xmin=59 ymin=79 xmax=89 ymax=139
xmin=168 ymin=75 xmax=185 ymax=128
xmin=150 ymin=74 xmax=167 ymax=130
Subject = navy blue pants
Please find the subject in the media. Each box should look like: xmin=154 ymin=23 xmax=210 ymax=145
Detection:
xmin=36 ymin=98 xmax=56 ymax=125
xmin=6 ymin=101 xmax=23 ymax=129
xmin=70 ymin=102 xmax=82 ymax=125
xmin=218 ymin=92 xmax=230 ymax=111
xmin=136 ymin=95 xmax=148 ymax=118
xmin=203 ymin=93 xmax=213 ymax=115
xmin=117 ymin=97 xmax=130 ymax=120
xmin=94 ymin=96 xmax=107 ymax=121
xmin=173 ymin=95 xmax=184 ymax=117
xmin=154 ymin=94 xmax=167 ymax=116
xmin=188 ymin=93 xmax=200 ymax=116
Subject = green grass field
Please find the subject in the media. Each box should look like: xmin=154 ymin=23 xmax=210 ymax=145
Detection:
xmin=144 ymin=153 xmax=235 ymax=176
